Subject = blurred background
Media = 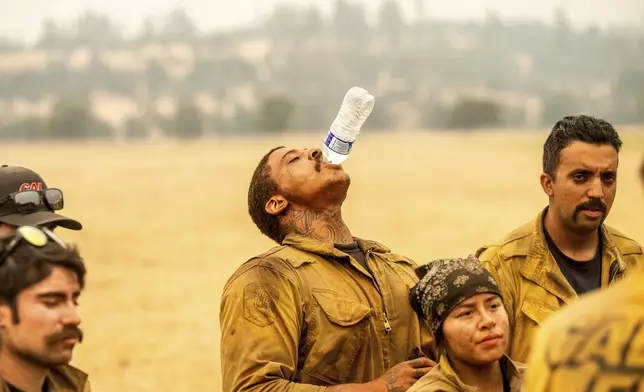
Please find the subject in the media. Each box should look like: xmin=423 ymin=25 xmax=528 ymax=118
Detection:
xmin=1 ymin=0 xmax=644 ymax=137
xmin=2 ymin=0 xmax=644 ymax=391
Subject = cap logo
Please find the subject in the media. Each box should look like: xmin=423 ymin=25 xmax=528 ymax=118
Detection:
xmin=19 ymin=182 xmax=44 ymax=192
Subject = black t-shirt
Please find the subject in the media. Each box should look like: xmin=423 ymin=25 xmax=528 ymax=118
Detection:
xmin=542 ymin=215 xmax=602 ymax=295
xmin=334 ymin=242 xmax=370 ymax=274
xmin=6 ymin=382 xmax=48 ymax=392
xmin=501 ymin=361 xmax=511 ymax=392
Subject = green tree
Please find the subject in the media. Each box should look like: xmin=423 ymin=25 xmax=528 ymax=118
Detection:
xmin=169 ymin=101 xmax=204 ymax=139
xmin=257 ymin=96 xmax=295 ymax=132
xmin=448 ymin=98 xmax=502 ymax=129
xmin=377 ymin=0 xmax=406 ymax=41
xmin=541 ymin=92 xmax=580 ymax=126
xmin=0 ymin=117 xmax=48 ymax=140
xmin=48 ymin=99 xmax=93 ymax=139
xmin=123 ymin=116 xmax=148 ymax=140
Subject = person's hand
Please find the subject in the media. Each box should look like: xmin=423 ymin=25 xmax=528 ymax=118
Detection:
xmin=369 ymin=357 xmax=436 ymax=392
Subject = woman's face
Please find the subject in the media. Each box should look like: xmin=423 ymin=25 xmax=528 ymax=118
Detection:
xmin=442 ymin=293 xmax=509 ymax=366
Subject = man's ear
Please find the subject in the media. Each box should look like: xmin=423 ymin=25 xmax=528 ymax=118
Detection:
xmin=265 ymin=195 xmax=289 ymax=216
xmin=540 ymin=172 xmax=554 ymax=197
xmin=0 ymin=301 xmax=10 ymax=329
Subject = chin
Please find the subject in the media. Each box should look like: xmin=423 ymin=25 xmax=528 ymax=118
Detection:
xmin=576 ymin=220 xmax=603 ymax=233
xmin=48 ymin=349 xmax=75 ymax=365
xmin=471 ymin=349 xmax=505 ymax=366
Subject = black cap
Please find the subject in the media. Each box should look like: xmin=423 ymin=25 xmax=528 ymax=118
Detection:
xmin=0 ymin=166 xmax=82 ymax=230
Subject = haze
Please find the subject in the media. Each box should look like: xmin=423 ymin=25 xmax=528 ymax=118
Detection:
xmin=3 ymin=0 xmax=644 ymax=44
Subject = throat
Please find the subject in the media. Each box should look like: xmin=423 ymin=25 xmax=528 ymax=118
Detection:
xmin=449 ymin=356 xmax=504 ymax=392
xmin=0 ymin=351 xmax=48 ymax=392
xmin=544 ymin=209 xmax=600 ymax=259
xmin=280 ymin=207 xmax=353 ymax=244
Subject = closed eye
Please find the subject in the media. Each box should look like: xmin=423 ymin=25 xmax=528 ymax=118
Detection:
xmin=289 ymin=156 xmax=300 ymax=163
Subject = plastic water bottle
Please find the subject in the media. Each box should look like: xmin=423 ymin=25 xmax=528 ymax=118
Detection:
xmin=322 ymin=86 xmax=375 ymax=164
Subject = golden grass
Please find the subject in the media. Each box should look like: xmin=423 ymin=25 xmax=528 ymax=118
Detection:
xmin=3 ymin=129 xmax=644 ymax=391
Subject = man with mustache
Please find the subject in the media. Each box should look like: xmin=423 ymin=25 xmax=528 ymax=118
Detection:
xmin=0 ymin=226 xmax=90 ymax=392
xmin=220 ymin=146 xmax=436 ymax=392
xmin=475 ymin=114 xmax=644 ymax=364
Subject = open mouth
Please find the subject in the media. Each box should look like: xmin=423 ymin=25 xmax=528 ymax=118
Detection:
xmin=316 ymin=156 xmax=342 ymax=171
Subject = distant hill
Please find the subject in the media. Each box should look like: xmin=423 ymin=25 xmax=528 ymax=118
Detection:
xmin=0 ymin=2 xmax=643 ymax=140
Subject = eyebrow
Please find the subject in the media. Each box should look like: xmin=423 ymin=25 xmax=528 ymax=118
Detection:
xmin=569 ymin=168 xmax=616 ymax=175
xmin=280 ymin=149 xmax=297 ymax=163
xmin=36 ymin=291 xmax=80 ymax=300
xmin=456 ymin=302 xmax=475 ymax=310
xmin=456 ymin=296 xmax=499 ymax=310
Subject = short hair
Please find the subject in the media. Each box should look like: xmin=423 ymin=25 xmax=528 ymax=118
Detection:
xmin=0 ymin=240 xmax=86 ymax=324
xmin=248 ymin=146 xmax=284 ymax=244
xmin=542 ymin=115 xmax=622 ymax=177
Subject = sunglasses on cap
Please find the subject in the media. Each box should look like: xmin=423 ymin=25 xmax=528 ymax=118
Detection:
xmin=0 ymin=226 xmax=68 ymax=267
xmin=0 ymin=188 xmax=64 ymax=213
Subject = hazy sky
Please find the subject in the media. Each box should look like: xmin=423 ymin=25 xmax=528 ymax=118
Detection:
xmin=3 ymin=0 xmax=644 ymax=44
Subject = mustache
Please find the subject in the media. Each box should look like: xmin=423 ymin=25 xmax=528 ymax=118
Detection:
xmin=575 ymin=198 xmax=607 ymax=213
xmin=45 ymin=327 xmax=84 ymax=345
xmin=315 ymin=155 xmax=322 ymax=172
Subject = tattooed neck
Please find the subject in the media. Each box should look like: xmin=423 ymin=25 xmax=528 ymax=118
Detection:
xmin=280 ymin=206 xmax=354 ymax=244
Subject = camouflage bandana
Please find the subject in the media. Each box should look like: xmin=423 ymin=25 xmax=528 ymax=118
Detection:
xmin=409 ymin=254 xmax=502 ymax=336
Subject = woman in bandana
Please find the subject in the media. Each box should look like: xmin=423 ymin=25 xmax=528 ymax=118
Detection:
xmin=407 ymin=254 xmax=525 ymax=392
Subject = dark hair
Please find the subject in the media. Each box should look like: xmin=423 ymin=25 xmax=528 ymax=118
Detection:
xmin=248 ymin=146 xmax=284 ymax=244
xmin=0 ymin=241 xmax=86 ymax=324
xmin=542 ymin=115 xmax=622 ymax=177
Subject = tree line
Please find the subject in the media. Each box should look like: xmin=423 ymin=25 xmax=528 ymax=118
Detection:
xmin=0 ymin=1 xmax=643 ymax=140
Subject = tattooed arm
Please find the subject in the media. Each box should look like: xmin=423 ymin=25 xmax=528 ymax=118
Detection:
xmin=326 ymin=358 xmax=435 ymax=392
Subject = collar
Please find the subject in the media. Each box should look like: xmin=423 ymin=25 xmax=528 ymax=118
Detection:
xmin=281 ymin=233 xmax=391 ymax=259
xmin=438 ymin=353 xmax=524 ymax=391
xmin=520 ymin=207 xmax=625 ymax=304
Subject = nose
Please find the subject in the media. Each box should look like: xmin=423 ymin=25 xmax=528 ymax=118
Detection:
xmin=479 ymin=310 xmax=496 ymax=330
xmin=61 ymin=304 xmax=81 ymax=326
xmin=309 ymin=149 xmax=322 ymax=160
xmin=587 ymin=177 xmax=605 ymax=199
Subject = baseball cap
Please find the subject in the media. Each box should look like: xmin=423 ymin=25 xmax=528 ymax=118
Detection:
xmin=0 ymin=165 xmax=82 ymax=230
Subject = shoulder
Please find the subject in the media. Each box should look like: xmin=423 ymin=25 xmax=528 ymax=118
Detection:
xmin=476 ymin=219 xmax=535 ymax=268
xmin=382 ymin=251 xmax=420 ymax=269
xmin=223 ymin=245 xmax=312 ymax=294
xmin=358 ymin=237 xmax=420 ymax=269
xmin=605 ymin=225 xmax=644 ymax=256
xmin=407 ymin=366 xmax=459 ymax=392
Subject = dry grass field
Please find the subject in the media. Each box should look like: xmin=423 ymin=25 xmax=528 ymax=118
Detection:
xmin=3 ymin=128 xmax=644 ymax=391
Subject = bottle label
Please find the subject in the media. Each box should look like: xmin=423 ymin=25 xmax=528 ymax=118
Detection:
xmin=324 ymin=132 xmax=353 ymax=155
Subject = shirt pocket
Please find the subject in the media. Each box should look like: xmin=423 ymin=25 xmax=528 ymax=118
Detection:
xmin=516 ymin=298 xmax=557 ymax=359
xmin=302 ymin=288 xmax=372 ymax=384
xmin=520 ymin=298 xmax=557 ymax=325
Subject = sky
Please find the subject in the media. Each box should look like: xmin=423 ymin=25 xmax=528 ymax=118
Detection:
xmin=2 ymin=0 xmax=644 ymax=44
